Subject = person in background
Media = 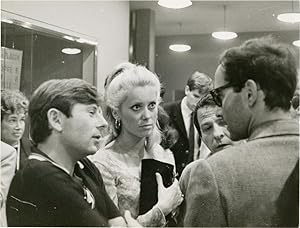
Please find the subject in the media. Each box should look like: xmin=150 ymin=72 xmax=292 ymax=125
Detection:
xmin=180 ymin=36 xmax=299 ymax=227
xmin=89 ymin=62 xmax=183 ymax=227
xmin=0 ymin=142 xmax=16 ymax=227
xmin=163 ymin=72 xmax=212 ymax=177
xmin=193 ymin=93 xmax=235 ymax=159
xmin=6 ymin=78 xmax=136 ymax=227
xmin=1 ymin=89 xmax=31 ymax=171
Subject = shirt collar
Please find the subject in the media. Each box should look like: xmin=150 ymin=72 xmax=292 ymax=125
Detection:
xmin=181 ymin=96 xmax=193 ymax=116
xmin=248 ymin=119 xmax=299 ymax=141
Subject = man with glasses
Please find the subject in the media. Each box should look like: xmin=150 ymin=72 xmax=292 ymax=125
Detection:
xmin=180 ymin=36 xmax=299 ymax=227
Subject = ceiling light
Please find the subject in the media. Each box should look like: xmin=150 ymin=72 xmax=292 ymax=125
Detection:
xmin=212 ymin=31 xmax=238 ymax=40
xmin=169 ymin=44 xmax=191 ymax=52
xmin=212 ymin=5 xmax=238 ymax=41
xmin=158 ymin=0 xmax=192 ymax=9
xmin=2 ymin=19 xmax=13 ymax=24
xmin=61 ymin=48 xmax=81 ymax=55
xmin=277 ymin=13 xmax=300 ymax=23
xmin=293 ymin=40 xmax=300 ymax=47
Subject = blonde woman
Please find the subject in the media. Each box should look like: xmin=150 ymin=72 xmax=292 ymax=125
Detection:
xmin=89 ymin=63 xmax=183 ymax=227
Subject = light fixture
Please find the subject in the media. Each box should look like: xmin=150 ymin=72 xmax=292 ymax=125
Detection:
xmin=169 ymin=44 xmax=191 ymax=52
xmin=169 ymin=22 xmax=191 ymax=52
xmin=293 ymin=40 xmax=300 ymax=47
xmin=277 ymin=0 xmax=300 ymax=23
xmin=277 ymin=13 xmax=300 ymax=23
xmin=61 ymin=48 xmax=81 ymax=55
xmin=158 ymin=0 xmax=192 ymax=9
xmin=212 ymin=5 xmax=238 ymax=40
xmin=2 ymin=19 xmax=13 ymax=24
xmin=212 ymin=31 xmax=238 ymax=40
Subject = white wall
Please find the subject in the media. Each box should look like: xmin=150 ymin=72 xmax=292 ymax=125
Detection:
xmin=2 ymin=1 xmax=130 ymax=92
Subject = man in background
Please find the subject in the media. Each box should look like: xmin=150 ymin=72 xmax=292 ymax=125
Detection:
xmin=163 ymin=72 xmax=212 ymax=177
xmin=180 ymin=36 xmax=299 ymax=227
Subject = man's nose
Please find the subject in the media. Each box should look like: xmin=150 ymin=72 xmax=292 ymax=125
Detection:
xmin=96 ymin=112 xmax=108 ymax=129
xmin=214 ymin=124 xmax=225 ymax=142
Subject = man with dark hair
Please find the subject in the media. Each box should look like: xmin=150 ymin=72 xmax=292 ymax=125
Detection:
xmin=6 ymin=79 xmax=134 ymax=226
xmin=180 ymin=37 xmax=299 ymax=227
xmin=193 ymin=94 xmax=234 ymax=158
xmin=163 ymin=71 xmax=212 ymax=177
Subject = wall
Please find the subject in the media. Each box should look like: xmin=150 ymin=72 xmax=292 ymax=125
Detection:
xmin=156 ymin=31 xmax=299 ymax=102
xmin=2 ymin=1 xmax=130 ymax=92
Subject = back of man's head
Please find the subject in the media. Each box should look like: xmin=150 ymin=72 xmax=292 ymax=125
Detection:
xmin=219 ymin=36 xmax=297 ymax=111
xmin=29 ymin=78 xmax=100 ymax=145
xmin=186 ymin=71 xmax=213 ymax=93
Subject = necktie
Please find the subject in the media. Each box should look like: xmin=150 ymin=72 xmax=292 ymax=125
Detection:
xmin=188 ymin=112 xmax=195 ymax=162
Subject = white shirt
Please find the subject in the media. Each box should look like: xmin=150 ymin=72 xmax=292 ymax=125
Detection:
xmin=181 ymin=97 xmax=199 ymax=160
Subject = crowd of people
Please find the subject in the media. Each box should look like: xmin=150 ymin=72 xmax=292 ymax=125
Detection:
xmin=0 ymin=36 xmax=299 ymax=227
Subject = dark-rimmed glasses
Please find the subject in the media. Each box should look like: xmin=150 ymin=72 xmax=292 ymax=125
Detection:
xmin=210 ymin=81 xmax=245 ymax=107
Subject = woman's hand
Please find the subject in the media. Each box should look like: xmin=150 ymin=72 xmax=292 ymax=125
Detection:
xmin=155 ymin=172 xmax=183 ymax=215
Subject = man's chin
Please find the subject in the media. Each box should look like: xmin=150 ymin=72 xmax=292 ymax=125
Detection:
xmin=214 ymin=144 xmax=232 ymax=152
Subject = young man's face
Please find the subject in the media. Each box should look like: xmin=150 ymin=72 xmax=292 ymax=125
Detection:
xmin=185 ymin=86 xmax=206 ymax=111
xmin=197 ymin=106 xmax=233 ymax=153
xmin=60 ymin=103 xmax=108 ymax=157
xmin=1 ymin=111 xmax=26 ymax=146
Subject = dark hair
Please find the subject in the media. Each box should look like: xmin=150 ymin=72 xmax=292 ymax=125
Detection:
xmin=186 ymin=71 xmax=213 ymax=93
xmin=1 ymin=89 xmax=28 ymax=120
xmin=219 ymin=36 xmax=297 ymax=111
xmin=157 ymin=106 xmax=178 ymax=149
xmin=193 ymin=94 xmax=216 ymax=134
xmin=29 ymin=78 xmax=101 ymax=144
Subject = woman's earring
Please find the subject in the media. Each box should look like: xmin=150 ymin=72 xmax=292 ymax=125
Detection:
xmin=115 ymin=119 xmax=121 ymax=130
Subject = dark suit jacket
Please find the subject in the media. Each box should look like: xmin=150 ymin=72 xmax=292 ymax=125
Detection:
xmin=179 ymin=119 xmax=299 ymax=227
xmin=163 ymin=100 xmax=192 ymax=177
xmin=19 ymin=137 xmax=32 ymax=170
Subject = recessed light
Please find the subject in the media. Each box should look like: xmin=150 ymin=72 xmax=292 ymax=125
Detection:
xmin=158 ymin=0 xmax=192 ymax=9
xmin=212 ymin=31 xmax=238 ymax=40
xmin=293 ymin=40 xmax=300 ymax=47
xmin=61 ymin=48 xmax=81 ymax=55
xmin=169 ymin=44 xmax=191 ymax=52
xmin=277 ymin=13 xmax=300 ymax=23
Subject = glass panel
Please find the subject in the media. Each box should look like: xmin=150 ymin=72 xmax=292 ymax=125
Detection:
xmin=1 ymin=10 xmax=97 ymax=98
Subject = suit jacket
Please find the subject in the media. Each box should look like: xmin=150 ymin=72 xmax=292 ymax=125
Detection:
xmin=0 ymin=141 xmax=16 ymax=227
xmin=163 ymin=100 xmax=192 ymax=177
xmin=179 ymin=119 xmax=299 ymax=227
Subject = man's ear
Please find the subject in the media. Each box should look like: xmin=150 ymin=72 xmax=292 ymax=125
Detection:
xmin=244 ymin=79 xmax=258 ymax=107
xmin=47 ymin=108 xmax=64 ymax=132
xmin=184 ymin=85 xmax=190 ymax=96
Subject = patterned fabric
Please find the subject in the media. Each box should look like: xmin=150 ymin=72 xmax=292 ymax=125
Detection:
xmin=89 ymin=142 xmax=175 ymax=227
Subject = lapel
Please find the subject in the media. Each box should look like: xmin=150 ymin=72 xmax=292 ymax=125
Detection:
xmin=174 ymin=100 xmax=188 ymax=139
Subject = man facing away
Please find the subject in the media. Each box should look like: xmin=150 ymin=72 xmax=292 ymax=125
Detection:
xmin=163 ymin=72 xmax=212 ymax=177
xmin=6 ymin=79 xmax=138 ymax=227
xmin=180 ymin=36 xmax=299 ymax=227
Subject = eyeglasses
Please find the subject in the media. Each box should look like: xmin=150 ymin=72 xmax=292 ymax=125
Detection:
xmin=210 ymin=81 xmax=245 ymax=107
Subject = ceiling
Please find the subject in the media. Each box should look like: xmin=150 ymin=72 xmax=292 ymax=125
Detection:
xmin=130 ymin=1 xmax=300 ymax=36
